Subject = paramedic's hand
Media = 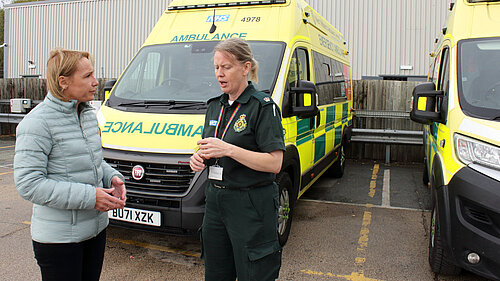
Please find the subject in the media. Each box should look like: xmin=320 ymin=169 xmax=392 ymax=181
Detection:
xmin=190 ymin=150 xmax=206 ymax=172
xmin=111 ymin=176 xmax=127 ymax=202
xmin=95 ymin=187 xmax=126 ymax=212
xmin=197 ymin=137 xmax=231 ymax=159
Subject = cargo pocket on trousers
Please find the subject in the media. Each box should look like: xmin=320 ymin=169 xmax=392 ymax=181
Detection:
xmin=247 ymin=240 xmax=282 ymax=280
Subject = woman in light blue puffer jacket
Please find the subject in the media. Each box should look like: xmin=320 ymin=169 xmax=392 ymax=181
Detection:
xmin=14 ymin=49 xmax=126 ymax=281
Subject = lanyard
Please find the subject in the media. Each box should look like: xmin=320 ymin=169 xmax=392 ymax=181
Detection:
xmin=214 ymin=103 xmax=241 ymax=140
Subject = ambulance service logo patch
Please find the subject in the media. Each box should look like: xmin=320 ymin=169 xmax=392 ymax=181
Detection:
xmin=263 ymin=97 xmax=271 ymax=102
xmin=233 ymin=114 xmax=247 ymax=132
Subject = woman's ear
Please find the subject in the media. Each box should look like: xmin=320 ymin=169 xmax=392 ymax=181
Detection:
xmin=58 ymin=76 xmax=69 ymax=91
xmin=243 ymin=61 xmax=251 ymax=76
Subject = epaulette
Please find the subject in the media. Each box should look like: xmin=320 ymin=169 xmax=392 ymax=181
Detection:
xmin=207 ymin=94 xmax=223 ymax=104
xmin=250 ymin=91 xmax=274 ymax=106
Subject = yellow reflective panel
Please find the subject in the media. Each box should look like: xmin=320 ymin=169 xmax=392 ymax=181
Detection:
xmin=417 ymin=97 xmax=427 ymax=111
xmin=304 ymin=93 xmax=312 ymax=106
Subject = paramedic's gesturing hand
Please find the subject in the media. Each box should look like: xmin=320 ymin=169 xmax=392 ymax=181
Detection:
xmin=190 ymin=150 xmax=206 ymax=172
xmin=197 ymin=137 xmax=283 ymax=173
xmin=95 ymin=187 xmax=126 ymax=212
xmin=111 ymin=176 xmax=127 ymax=201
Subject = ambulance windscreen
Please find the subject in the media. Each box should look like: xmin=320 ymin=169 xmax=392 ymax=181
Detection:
xmin=108 ymin=41 xmax=285 ymax=112
xmin=458 ymin=38 xmax=500 ymax=120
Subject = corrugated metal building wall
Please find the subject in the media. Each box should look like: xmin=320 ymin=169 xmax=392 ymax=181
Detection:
xmin=5 ymin=0 xmax=173 ymax=79
xmin=307 ymin=0 xmax=452 ymax=79
xmin=4 ymin=0 xmax=451 ymax=79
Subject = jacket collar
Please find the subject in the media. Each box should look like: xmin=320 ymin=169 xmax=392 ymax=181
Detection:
xmin=45 ymin=92 xmax=91 ymax=113
xmin=219 ymin=82 xmax=257 ymax=106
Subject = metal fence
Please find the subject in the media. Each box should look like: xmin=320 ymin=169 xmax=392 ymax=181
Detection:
xmin=0 ymin=79 xmax=424 ymax=163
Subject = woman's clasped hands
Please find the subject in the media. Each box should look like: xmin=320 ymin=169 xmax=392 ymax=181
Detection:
xmin=94 ymin=176 xmax=127 ymax=212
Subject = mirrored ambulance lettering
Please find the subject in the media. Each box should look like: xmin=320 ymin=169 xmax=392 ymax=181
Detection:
xmin=102 ymin=121 xmax=203 ymax=137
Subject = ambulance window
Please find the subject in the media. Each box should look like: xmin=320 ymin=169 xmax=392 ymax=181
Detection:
xmin=437 ymin=48 xmax=450 ymax=95
xmin=436 ymin=47 xmax=450 ymax=114
xmin=297 ymin=49 xmax=310 ymax=81
xmin=429 ymin=50 xmax=441 ymax=83
xmin=288 ymin=48 xmax=309 ymax=88
xmin=312 ymin=50 xmax=345 ymax=105
xmin=331 ymin=59 xmax=346 ymax=99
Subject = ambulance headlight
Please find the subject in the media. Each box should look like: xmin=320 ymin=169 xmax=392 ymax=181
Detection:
xmin=455 ymin=134 xmax=500 ymax=171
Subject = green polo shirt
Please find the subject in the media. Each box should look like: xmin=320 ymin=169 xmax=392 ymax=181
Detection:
xmin=202 ymin=83 xmax=285 ymax=189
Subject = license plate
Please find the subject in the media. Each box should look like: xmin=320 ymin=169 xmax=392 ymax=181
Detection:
xmin=108 ymin=207 xmax=161 ymax=227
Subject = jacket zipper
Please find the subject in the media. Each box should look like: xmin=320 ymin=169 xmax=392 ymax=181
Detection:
xmin=77 ymin=107 xmax=101 ymax=235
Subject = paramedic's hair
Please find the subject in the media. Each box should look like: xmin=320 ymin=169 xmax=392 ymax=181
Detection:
xmin=214 ymin=38 xmax=259 ymax=83
xmin=46 ymin=48 xmax=94 ymax=100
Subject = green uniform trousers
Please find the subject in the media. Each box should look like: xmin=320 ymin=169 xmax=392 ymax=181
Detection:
xmin=201 ymin=182 xmax=282 ymax=281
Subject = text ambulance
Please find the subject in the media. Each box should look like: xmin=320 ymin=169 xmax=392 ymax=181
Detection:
xmin=410 ymin=0 xmax=500 ymax=279
xmin=98 ymin=0 xmax=352 ymax=246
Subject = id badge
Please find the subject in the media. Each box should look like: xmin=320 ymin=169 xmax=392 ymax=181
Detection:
xmin=208 ymin=165 xmax=223 ymax=181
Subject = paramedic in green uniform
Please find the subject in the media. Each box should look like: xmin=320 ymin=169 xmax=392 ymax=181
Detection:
xmin=190 ymin=38 xmax=285 ymax=281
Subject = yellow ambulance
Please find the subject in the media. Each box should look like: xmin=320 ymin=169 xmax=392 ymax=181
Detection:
xmin=410 ymin=0 xmax=500 ymax=279
xmin=98 ymin=0 xmax=352 ymax=246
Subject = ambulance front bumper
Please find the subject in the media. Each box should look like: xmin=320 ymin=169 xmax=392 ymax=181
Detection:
xmin=443 ymin=165 xmax=500 ymax=280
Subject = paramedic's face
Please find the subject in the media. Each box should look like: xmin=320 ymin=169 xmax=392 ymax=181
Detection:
xmin=61 ymin=58 xmax=98 ymax=103
xmin=214 ymin=51 xmax=250 ymax=98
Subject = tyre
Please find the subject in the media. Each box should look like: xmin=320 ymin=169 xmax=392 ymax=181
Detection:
xmin=423 ymin=162 xmax=429 ymax=187
xmin=276 ymin=172 xmax=294 ymax=246
xmin=330 ymin=144 xmax=345 ymax=178
xmin=428 ymin=202 xmax=461 ymax=275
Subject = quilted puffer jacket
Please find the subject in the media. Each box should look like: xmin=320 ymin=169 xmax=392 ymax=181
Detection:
xmin=14 ymin=92 xmax=123 ymax=243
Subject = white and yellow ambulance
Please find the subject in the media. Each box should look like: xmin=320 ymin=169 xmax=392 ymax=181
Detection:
xmin=410 ymin=0 xmax=500 ymax=279
xmin=98 ymin=0 xmax=352 ymax=245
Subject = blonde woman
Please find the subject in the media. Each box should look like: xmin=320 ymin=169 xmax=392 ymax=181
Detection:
xmin=14 ymin=49 xmax=126 ymax=281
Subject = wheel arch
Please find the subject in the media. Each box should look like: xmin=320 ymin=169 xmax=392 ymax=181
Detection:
xmin=430 ymin=154 xmax=454 ymax=261
xmin=281 ymin=144 xmax=301 ymax=202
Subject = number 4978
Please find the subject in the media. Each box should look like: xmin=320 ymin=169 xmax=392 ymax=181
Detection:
xmin=241 ymin=17 xmax=261 ymax=22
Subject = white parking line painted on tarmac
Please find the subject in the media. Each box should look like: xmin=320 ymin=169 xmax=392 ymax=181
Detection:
xmin=382 ymin=169 xmax=390 ymax=207
xmin=299 ymin=199 xmax=428 ymax=212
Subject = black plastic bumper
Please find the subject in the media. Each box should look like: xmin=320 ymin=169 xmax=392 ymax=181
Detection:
xmin=109 ymin=169 xmax=207 ymax=236
xmin=440 ymin=166 xmax=500 ymax=280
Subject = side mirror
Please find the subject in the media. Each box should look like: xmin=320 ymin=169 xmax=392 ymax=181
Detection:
xmin=103 ymin=80 xmax=117 ymax=101
xmin=289 ymin=80 xmax=319 ymax=119
xmin=410 ymin=82 xmax=444 ymax=125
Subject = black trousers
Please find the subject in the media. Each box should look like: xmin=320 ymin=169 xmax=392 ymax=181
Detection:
xmin=202 ymin=183 xmax=282 ymax=281
xmin=32 ymin=229 xmax=107 ymax=281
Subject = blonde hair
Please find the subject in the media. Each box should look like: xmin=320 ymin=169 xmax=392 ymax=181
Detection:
xmin=214 ymin=38 xmax=259 ymax=83
xmin=46 ymin=48 xmax=94 ymax=100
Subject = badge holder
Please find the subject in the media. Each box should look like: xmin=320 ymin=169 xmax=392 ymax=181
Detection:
xmin=208 ymin=159 xmax=223 ymax=181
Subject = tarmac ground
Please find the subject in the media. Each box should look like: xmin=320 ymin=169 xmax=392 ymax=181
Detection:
xmin=0 ymin=135 xmax=490 ymax=281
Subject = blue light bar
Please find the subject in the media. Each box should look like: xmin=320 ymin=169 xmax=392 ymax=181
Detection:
xmin=168 ymin=0 xmax=287 ymax=10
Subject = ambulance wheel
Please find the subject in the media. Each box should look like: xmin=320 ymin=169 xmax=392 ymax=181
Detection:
xmin=276 ymin=172 xmax=294 ymax=246
xmin=330 ymin=144 xmax=345 ymax=178
xmin=422 ymin=164 xmax=429 ymax=187
xmin=428 ymin=202 xmax=461 ymax=275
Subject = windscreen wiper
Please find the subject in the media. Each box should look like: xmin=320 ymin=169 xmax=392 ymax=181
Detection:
xmin=117 ymin=100 xmax=177 ymax=107
xmin=170 ymin=101 xmax=208 ymax=110
xmin=117 ymin=100 xmax=207 ymax=109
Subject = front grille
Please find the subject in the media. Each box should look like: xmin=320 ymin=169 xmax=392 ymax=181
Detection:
xmin=465 ymin=206 xmax=492 ymax=224
xmin=460 ymin=197 xmax=500 ymax=238
xmin=105 ymin=158 xmax=195 ymax=194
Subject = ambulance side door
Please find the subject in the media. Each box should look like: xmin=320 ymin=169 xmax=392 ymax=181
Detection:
xmin=286 ymin=47 xmax=315 ymax=176
xmin=431 ymin=46 xmax=450 ymax=173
